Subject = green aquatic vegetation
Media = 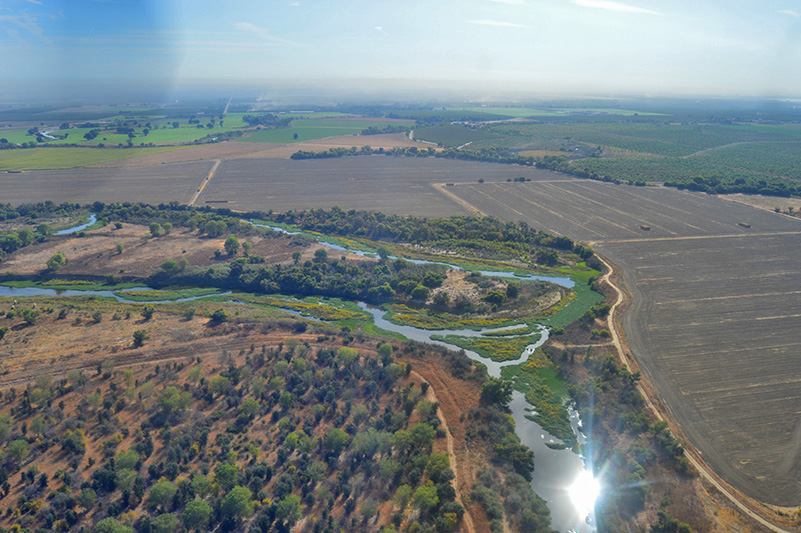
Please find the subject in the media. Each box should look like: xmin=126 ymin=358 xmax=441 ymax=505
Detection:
xmin=115 ymin=287 xmax=224 ymax=302
xmin=384 ymin=304 xmax=512 ymax=330
xmin=502 ymin=362 xmax=574 ymax=444
xmin=437 ymin=333 xmax=548 ymax=363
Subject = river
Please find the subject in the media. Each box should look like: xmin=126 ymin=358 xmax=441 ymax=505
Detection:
xmin=242 ymin=220 xmax=575 ymax=288
xmin=55 ymin=214 xmax=97 ymax=235
xmin=4 ymin=215 xmax=596 ymax=531
xmin=359 ymin=303 xmax=597 ymax=532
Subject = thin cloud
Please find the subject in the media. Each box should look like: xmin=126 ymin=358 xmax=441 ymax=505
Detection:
xmin=487 ymin=0 xmax=526 ymax=4
xmin=778 ymin=10 xmax=800 ymax=17
xmin=24 ymin=0 xmax=43 ymax=5
xmin=0 ymin=12 xmax=48 ymax=42
xmin=571 ymin=0 xmax=664 ymax=16
xmin=466 ymin=19 xmax=529 ymax=28
xmin=232 ymin=22 xmax=296 ymax=45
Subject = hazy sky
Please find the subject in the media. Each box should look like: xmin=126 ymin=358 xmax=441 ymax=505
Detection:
xmin=2 ymin=0 xmax=801 ymax=100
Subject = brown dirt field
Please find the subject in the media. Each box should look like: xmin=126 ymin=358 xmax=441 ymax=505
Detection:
xmin=518 ymin=150 xmax=568 ymax=158
xmin=88 ymin=133 xmax=420 ymax=168
xmin=0 ymin=223 xmax=367 ymax=279
xmin=0 ymin=161 xmax=213 ymax=207
xmin=86 ymin=142 xmax=270 ymax=168
xmin=722 ymin=193 xmax=801 ymax=218
xmin=0 ymin=224 xmax=300 ymax=278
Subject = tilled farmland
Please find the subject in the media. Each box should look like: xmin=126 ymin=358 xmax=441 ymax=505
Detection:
xmin=449 ymin=179 xmax=801 ymax=505
xmin=0 ymin=161 xmax=213 ymax=205
xmin=195 ymin=157 xmax=569 ymax=216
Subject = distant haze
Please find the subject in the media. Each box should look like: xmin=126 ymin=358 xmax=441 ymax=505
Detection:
xmin=1 ymin=0 xmax=800 ymax=103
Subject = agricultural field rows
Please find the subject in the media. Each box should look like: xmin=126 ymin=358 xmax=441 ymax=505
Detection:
xmin=604 ymin=232 xmax=801 ymax=505
xmin=0 ymin=161 xmax=211 ymax=205
xmin=412 ymin=124 xmax=502 ymax=148
xmin=239 ymin=119 xmax=413 ymax=144
xmin=446 ymin=177 xmax=801 ymax=505
xmin=196 ymin=157 xmax=564 ymax=216
xmin=450 ymin=180 xmax=800 ymax=241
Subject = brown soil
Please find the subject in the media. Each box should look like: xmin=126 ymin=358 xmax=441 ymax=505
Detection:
xmin=88 ymin=133 xmax=420 ymax=168
xmin=0 ymin=224 xmax=360 ymax=279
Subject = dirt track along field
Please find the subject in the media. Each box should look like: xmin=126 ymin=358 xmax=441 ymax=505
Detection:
xmin=446 ymin=178 xmax=801 ymax=507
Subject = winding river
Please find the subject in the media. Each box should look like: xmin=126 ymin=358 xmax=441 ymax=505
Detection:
xmin=1 ymin=216 xmax=596 ymax=531
xmin=359 ymin=303 xmax=596 ymax=532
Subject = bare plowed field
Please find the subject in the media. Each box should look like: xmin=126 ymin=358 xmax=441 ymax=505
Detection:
xmin=446 ymin=179 xmax=801 ymax=505
xmin=196 ymin=157 xmax=569 ymax=216
xmin=0 ymin=161 xmax=212 ymax=205
xmin=452 ymin=181 xmax=801 ymax=241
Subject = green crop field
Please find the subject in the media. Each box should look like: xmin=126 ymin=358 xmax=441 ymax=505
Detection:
xmin=413 ymin=124 xmax=502 ymax=147
xmin=237 ymin=118 xmax=414 ymax=143
xmin=0 ymin=146 xmax=185 ymax=171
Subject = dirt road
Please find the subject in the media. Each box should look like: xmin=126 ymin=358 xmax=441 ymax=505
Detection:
xmin=413 ymin=370 xmax=477 ymax=533
xmin=597 ymin=254 xmax=790 ymax=533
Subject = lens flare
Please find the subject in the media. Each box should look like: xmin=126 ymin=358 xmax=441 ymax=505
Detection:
xmin=568 ymin=469 xmax=601 ymax=518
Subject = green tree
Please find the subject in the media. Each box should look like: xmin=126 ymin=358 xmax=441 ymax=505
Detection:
xmin=208 ymin=375 xmax=231 ymax=396
xmin=182 ymin=498 xmax=212 ymax=530
xmin=210 ymin=308 xmax=228 ymax=322
xmin=149 ymin=222 xmax=163 ymax=237
xmin=161 ymin=259 xmax=177 ymax=273
xmin=191 ymin=472 xmax=212 ymax=499
xmin=241 ymin=397 xmax=260 ymax=417
xmin=220 ymin=485 xmax=253 ymax=520
xmin=480 ymin=377 xmax=513 ymax=407
xmin=148 ymin=479 xmax=177 ymax=510
xmin=394 ymin=484 xmax=412 ymax=509
xmin=413 ymin=481 xmax=440 ymax=513
xmin=376 ymin=245 xmax=391 ymax=260
xmin=313 ymin=248 xmax=328 ymax=263
xmin=116 ymin=449 xmax=139 ymax=470
xmin=133 ymin=329 xmax=148 ymax=347
xmin=140 ymin=305 xmax=155 ymax=320
xmin=18 ymin=229 xmax=35 ymax=246
xmin=115 ymin=242 xmax=124 ymax=255
xmin=46 ymin=252 xmax=68 ymax=271
xmin=411 ymin=284 xmax=430 ymax=301
xmin=20 ymin=307 xmax=41 ymax=324
xmin=77 ymin=487 xmax=97 ymax=510
xmin=157 ymin=386 xmax=191 ymax=419
xmin=324 ymin=428 xmax=351 ymax=456
xmin=275 ymin=494 xmax=303 ymax=525
xmin=7 ymin=438 xmax=29 ymax=465
xmin=224 ymin=234 xmax=240 ymax=255
xmin=94 ymin=518 xmax=133 ymax=533
xmin=650 ymin=509 xmax=692 ymax=533
xmin=215 ymin=463 xmax=239 ymax=492
xmin=242 ymin=241 xmax=252 ymax=256
xmin=292 ymin=250 xmax=302 ymax=264
xmin=151 ymin=512 xmax=179 ymax=533
xmin=116 ymin=468 xmax=137 ymax=494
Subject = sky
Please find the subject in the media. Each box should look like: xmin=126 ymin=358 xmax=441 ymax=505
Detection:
xmin=1 ymin=0 xmax=801 ymax=102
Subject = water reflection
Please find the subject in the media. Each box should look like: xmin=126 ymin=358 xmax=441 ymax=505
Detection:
xmin=568 ymin=469 xmax=600 ymax=530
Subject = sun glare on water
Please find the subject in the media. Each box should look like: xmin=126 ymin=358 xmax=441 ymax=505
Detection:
xmin=568 ymin=469 xmax=601 ymax=519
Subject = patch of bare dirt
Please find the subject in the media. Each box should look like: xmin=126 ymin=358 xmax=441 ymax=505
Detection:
xmin=88 ymin=133 xmax=421 ymax=168
xmin=0 ymin=224 xmax=366 ymax=279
